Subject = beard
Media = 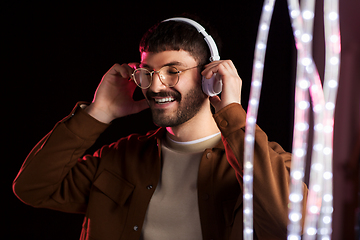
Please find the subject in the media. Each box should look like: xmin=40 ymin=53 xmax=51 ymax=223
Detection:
xmin=146 ymin=86 xmax=207 ymax=127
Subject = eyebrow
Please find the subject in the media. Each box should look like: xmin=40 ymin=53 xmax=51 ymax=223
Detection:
xmin=140 ymin=61 xmax=187 ymax=69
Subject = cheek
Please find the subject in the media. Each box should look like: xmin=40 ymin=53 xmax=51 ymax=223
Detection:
xmin=191 ymin=70 xmax=202 ymax=82
xmin=193 ymin=72 xmax=203 ymax=89
xmin=178 ymin=72 xmax=202 ymax=90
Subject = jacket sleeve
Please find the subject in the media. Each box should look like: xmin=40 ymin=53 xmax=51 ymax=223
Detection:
xmin=214 ymin=103 xmax=308 ymax=239
xmin=13 ymin=103 xmax=109 ymax=213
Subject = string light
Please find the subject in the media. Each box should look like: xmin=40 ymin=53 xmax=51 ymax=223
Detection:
xmin=317 ymin=0 xmax=341 ymax=239
xmin=286 ymin=0 xmax=340 ymax=239
xmin=286 ymin=0 xmax=320 ymax=239
xmin=247 ymin=0 xmax=340 ymax=239
xmin=244 ymin=0 xmax=275 ymax=239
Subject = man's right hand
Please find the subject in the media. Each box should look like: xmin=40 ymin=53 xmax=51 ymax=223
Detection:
xmin=85 ymin=63 xmax=149 ymax=124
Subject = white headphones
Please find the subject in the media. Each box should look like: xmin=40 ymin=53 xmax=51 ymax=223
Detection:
xmin=162 ymin=17 xmax=222 ymax=96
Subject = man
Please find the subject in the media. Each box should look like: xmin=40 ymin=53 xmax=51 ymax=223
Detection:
xmin=13 ymin=17 xmax=307 ymax=240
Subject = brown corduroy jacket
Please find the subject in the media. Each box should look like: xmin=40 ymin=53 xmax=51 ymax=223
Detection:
xmin=13 ymin=103 xmax=307 ymax=240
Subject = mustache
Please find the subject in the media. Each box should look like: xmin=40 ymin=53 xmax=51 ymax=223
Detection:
xmin=146 ymin=90 xmax=181 ymax=100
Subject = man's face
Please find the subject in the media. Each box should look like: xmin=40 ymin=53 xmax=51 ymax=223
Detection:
xmin=140 ymin=50 xmax=207 ymax=127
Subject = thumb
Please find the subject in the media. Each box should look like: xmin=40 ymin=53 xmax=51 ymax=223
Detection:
xmin=209 ymin=95 xmax=221 ymax=113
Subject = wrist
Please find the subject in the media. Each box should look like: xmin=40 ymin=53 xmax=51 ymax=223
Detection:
xmin=84 ymin=103 xmax=114 ymax=124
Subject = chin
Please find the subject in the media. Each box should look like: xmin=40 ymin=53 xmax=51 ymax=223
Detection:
xmin=151 ymin=110 xmax=186 ymax=127
xmin=150 ymin=85 xmax=207 ymax=127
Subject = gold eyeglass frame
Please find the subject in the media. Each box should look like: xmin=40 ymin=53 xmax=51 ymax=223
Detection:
xmin=131 ymin=65 xmax=201 ymax=89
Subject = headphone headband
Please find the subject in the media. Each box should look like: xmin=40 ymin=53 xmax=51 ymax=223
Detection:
xmin=162 ymin=17 xmax=220 ymax=62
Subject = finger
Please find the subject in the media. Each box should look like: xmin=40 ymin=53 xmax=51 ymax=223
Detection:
xmin=105 ymin=63 xmax=121 ymax=76
xmin=204 ymin=60 xmax=237 ymax=77
xmin=202 ymin=60 xmax=231 ymax=79
xmin=127 ymin=63 xmax=140 ymax=80
xmin=108 ymin=63 xmax=132 ymax=79
xmin=209 ymin=95 xmax=221 ymax=111
xmin=119 ymin=63 xmax=134 ymax=79
xmin=201 ymin=68 xmax=216 ymax=79
xmin=227 ymin=60 xmax=237 ymax=71
xmin=202 ymin=62 xmax=227 ymax=79
xmin=222 ymin=60 xmax=238 ymax=75
xmin=128 ymin=62 xmax=140 ymax=69
xmin=204 ymin=60 xmax=223 ymax=68
xmin=201 ymin=63 xmax=220 ymax=79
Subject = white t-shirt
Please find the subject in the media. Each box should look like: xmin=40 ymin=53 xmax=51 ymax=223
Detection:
xmin=140 ymin=132 xmax=221 ymax=240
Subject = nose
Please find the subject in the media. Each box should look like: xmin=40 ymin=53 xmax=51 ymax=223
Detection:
xmin=149 ymin=71 xmax=167 ymax=92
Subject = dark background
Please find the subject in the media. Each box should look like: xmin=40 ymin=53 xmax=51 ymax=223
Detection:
xmin=2 ymin=1 xmax=359 ymax=239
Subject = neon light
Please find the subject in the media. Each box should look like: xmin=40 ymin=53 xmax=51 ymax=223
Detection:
xmin=285 ymin=0 xmax=340 ymax=239
xmin=244 ymin=0 xmax=275 ymax=239
xmin=247 ymin=0 xmax=340 ymax=239
xmin=286 ymin=0 xmax=327 ymax=239
xmin=317 ymin=0 xmax=341 ymax=239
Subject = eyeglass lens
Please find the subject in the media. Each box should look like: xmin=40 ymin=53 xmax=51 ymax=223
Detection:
xmin=133 ymin=66 xmax=179 ymax=89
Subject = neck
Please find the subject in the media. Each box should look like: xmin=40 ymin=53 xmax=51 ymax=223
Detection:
xmin=166 ymin=102 xmax=220 ymax=142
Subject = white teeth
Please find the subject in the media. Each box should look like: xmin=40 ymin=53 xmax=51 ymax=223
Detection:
xmin=155 ymin=97 xmax=175 ymax=104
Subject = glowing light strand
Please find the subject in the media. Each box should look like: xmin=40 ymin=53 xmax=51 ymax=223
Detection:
xmin=247 ymin=0 xmax=339 ymax=238
xmin=317 ymin=0 xmax=341 ymax=239
xmin=286 ymin=0 xmax=328 ymax=239
xmin=244 ymin=1 xmax=275 ymax=239
xmin=287 ymin=0 xmax=318 ymax=239
xmin=293 ymin=1 xmax=327 ymax=240
xmin=286 ymin=0 xmax=340 ymax=239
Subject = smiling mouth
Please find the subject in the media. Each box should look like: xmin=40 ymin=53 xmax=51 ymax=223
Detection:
xmin=154 ymin=97 xmax=176 ymax=104
xmin=146 ymin=90 xmax=181 ymax=106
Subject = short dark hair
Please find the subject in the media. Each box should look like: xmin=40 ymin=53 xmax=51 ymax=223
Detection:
xmin=139 ymin=16 xmax=221 ymax=66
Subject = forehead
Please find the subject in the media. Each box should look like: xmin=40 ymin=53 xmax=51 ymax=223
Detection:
xmin=140 ymin=50 xmax=197 ymax=69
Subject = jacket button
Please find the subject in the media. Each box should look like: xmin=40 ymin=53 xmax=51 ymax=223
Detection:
xmin=133 ymin=225 xmax=139 ymax=231
xmin=147 ymin=185 xmax=153 ymax=190
xmin=220 ymin=120 xmax=228 ymax=127
xmin=206 ymin=152 xmax=212 ymax=159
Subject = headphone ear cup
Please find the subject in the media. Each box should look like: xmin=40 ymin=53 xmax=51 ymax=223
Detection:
xmin=202 ymin=73 xmax=222 ymax=97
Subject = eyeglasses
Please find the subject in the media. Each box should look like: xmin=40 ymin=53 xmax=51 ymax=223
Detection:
xmin=132 ymin=65 xmax=200 ymax=89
